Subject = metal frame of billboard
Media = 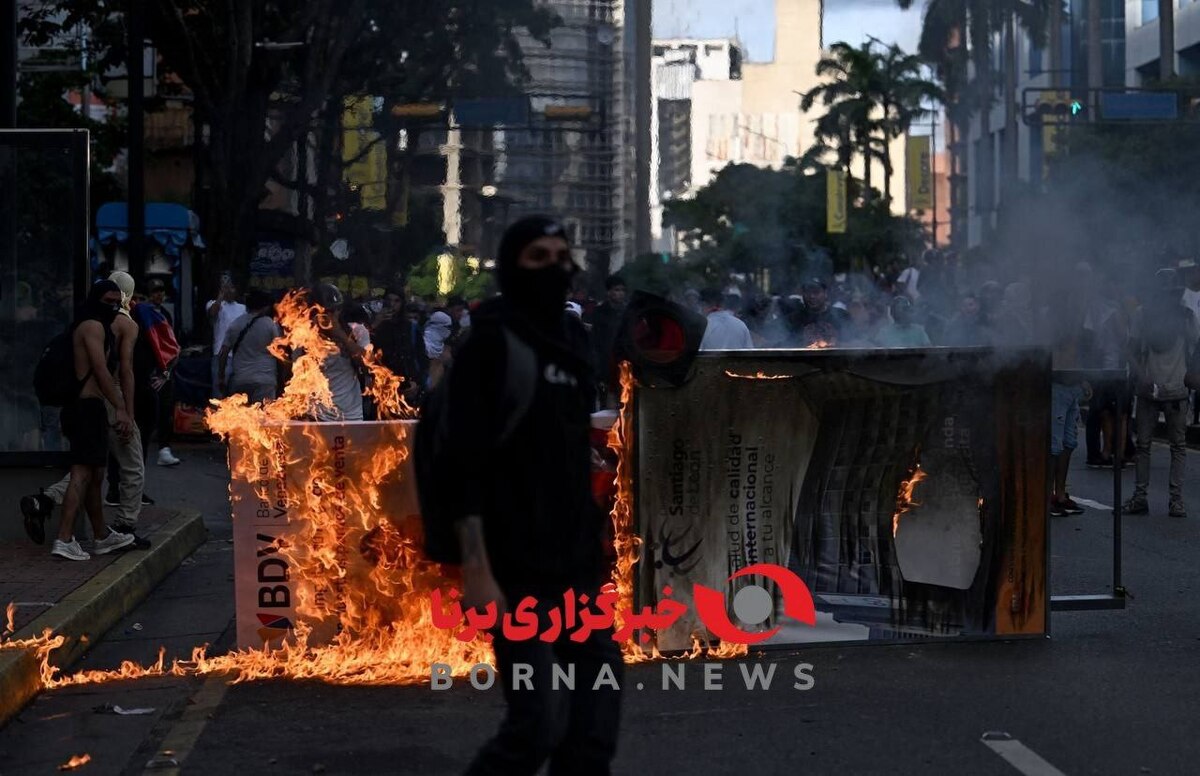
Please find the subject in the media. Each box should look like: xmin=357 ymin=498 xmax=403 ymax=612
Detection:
xmin=1048 ymin=369 xmax=1128 ymax=612
xmin=0 ymin=129 xmax=90 ymax=467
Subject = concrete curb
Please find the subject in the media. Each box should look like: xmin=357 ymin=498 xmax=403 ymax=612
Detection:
xmin=0 ymin=509 xmax=207 ymax=728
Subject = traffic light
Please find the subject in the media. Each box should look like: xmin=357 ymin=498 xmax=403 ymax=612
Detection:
xmin=1033 ymin=90 xmax=1082 ymax=124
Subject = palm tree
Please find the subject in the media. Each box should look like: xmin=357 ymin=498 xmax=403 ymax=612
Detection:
xmin=801 ymin=41 xmax=885 ymax=194
xmin=868 ymin=36 xmax=944 ymax=201
xmin=801 ymin=39 xmax=942 ymax=203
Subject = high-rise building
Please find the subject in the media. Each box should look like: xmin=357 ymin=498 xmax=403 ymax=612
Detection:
xmin=493 ymin=0 xmax=652 ymax=274
xmin=649 ymin=37 xmax=743 ymax=249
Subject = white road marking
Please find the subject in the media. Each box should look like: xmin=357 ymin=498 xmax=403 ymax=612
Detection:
xmin=981 ymin=732 xmax=1069 ymax=776
xmin=1072 ymin=498 xmax=1112 ymax=511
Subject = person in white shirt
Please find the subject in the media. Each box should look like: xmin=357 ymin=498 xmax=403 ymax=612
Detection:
xmin=307 ymin=283 xmax=370 ymax=422
xmin=206 ymin=277 xmax=247 ymax=399
xmin=699 ymin=287 xmax=754 ymax=350
xmin=896 ymin=251 xmax=928 ymax=303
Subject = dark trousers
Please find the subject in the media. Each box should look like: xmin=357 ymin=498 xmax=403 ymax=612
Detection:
xmin=466 ymin=598 xmax=623 ymax=776
xmin=156 ymin=379 xmax=174 ymax=447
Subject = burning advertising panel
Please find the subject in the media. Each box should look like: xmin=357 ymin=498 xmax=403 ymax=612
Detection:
xmin=230 ymin=421 xmax=421 ymax=650
xmin=634 ymin=348 xmax=1050 ymax=650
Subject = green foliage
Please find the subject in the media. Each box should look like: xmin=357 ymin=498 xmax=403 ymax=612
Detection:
xmin=800 ymin=38 xmax=942 ymax=200
xmin=665 ymin=161 xmax=926 ymax=291
xmin=21 ymin=0 xmax=556 ymax=285
xmin=406 ymin=252 xmax=493 ymax=302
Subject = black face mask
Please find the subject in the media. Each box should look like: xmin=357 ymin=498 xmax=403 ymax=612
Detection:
xmin=506 ymin=264 xmax=573 ymax=324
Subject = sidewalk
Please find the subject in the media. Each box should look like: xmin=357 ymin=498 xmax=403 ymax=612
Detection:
xmin=0 ymin=443 xmax=222 ymax=727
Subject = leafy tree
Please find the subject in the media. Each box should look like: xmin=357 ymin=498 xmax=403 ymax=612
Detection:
xmin=800 ymin=39 xmax=942 ymax=203
xmin=870 ymin=37 xmax=943 ymax=201
xmin=406 ymin=251 xmax=493 ymax=302
xmin=801 ymin=42 xmax=884 ymax=191
xmin=665 ymin=161 xmax=926 ymax=291
xmin=21 ymin=0 xmax=556 ymax=291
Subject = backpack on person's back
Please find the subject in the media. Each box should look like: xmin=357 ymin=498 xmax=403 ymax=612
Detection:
xmin=34 ymin=322 xmax=113 ymax=408
xmin=414 ymin=326 xmax=537 ymax=564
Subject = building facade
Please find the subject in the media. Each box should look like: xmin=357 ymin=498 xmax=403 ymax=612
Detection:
xmin=492 ymin=0 xmax=651 ymax=274
xmin=651 ymin=0 xmax=913 ymax=250
xmin=963 ymin=0 xmax=1129 ymax=247
xmin=1125 ymin=0 xmax=1200 ymax=82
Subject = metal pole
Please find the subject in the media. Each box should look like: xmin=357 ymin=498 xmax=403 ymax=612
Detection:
xmin=127 ymin=0 xmax=146 ymax=282
xmin=0 ymin=0 xmax=16 ymax=128
xmin=1113 ymin=383 xmax=1125 ymax=596
xmin=930 ymin=110 xmax=938 ymax=246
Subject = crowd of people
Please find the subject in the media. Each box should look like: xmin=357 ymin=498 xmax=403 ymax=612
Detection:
xmin=197 ymin=244 xmax=1200 ymax=528
xmin=26 ymin=239 xmax=1200 ymax=564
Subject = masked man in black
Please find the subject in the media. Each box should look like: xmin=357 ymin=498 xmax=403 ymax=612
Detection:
xmin=448 ymin=216 xmax=621 ymax=775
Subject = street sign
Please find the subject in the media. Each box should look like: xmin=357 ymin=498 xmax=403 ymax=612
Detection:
xmin=1099 ymin=91 xmax=1178 ymax=121
xmin=1023 ymin=87 xmax=1199 ymax=125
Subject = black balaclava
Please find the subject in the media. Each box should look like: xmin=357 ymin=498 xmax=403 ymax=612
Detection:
xmin=497 ymin=216 xmax=577 ymax=330
xmin=79 ymin=279 xmax=122 ymax=329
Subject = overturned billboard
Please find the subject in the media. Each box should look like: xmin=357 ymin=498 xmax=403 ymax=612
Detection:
xmin=633 ymin=348 xmax=1050 ymax=650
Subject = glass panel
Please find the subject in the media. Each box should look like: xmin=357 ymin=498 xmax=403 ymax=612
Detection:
xmin=0 ymin=143 xmax=79 ymax=453
xmin=1143 ymin=0 xmax=1159 ymax=24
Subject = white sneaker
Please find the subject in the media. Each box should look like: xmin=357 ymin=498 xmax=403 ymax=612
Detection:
xmin=157 ymin=447 xmax=181 ymax=467
xmin=51 ymin=538 xmax=91 ymax=561
xmin=93 ymin=529 xmax=135 ymax=555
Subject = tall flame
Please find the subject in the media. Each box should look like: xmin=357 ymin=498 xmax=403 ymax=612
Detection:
xmin=3 ymin=602 xmax=13 ymax=637
xmin=893 ymin=461 xmax=928 ymax=538
xmin=8 ymin=294 xmax=746 ymax=690
xmin=608 ymin=364 xmax=747 ymax=661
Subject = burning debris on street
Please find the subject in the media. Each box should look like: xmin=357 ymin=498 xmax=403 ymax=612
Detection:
xmin=3 ymin=293 xmax=743 ymax=693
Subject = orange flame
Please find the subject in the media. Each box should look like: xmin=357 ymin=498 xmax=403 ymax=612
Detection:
xmin=58 ymin=753 xmax=91 ymax=771
xmin=607 ymin=363 xmax=651 ymax=662
xmin=16 ymin=290 xmax=484 ymax=689
xmin=608 ymin=363 xmax=747 ymax=661
xmin=805 ymin=340 xmax=832 ymax=350
xmin=724 ymin=370 xmax=791 ymax=381
xmin=3 ymin=602 xmax=13 ymax=637
xmin=11 ymin=294 xmax=743 ymax=690
xmin=893 ymin=462 xmax=928 ymax=538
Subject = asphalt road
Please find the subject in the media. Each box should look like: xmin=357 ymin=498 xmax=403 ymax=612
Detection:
xmin=2 ymin=444 xmax=1198 ymax=776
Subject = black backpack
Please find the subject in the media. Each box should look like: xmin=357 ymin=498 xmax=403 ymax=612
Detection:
xmin=415 ymin=326 xmax=538 ymax=564
xmin=34 ymin=328 xmax=91 ymax=408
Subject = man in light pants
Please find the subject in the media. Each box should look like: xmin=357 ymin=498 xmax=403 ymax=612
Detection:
xmin=22 ymin=272 xmax=148 ymax=548
xmin=1125 ymin=274 xmax=1198 ymax=518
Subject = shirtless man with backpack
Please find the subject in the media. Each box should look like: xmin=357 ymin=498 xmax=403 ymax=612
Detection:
xmin=41 ymin=280 xmax=136 ymax=560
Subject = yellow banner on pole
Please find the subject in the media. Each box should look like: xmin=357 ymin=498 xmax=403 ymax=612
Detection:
xmin=827 ymin=169 xmax=847 ymax=234
xmin=906 ymin=135 xmax=933 ymax=211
